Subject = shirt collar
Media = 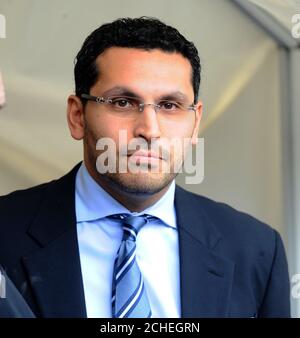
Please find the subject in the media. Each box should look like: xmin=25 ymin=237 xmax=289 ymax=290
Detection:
xmin=75 ymin=162 xmax=177 ymax=229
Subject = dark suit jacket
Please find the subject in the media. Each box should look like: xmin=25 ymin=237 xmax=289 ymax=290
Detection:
xmin=0 ymin=267 xmax=35 ymax=318
xmin=0 ymin=163 xmax=290 ymax=317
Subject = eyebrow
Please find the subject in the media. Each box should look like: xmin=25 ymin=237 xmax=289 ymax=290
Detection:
xmin=101 ymin=86 xmax=190 ymax=102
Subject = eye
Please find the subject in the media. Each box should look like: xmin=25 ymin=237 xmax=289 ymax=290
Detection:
xmin=160 ymin=101 xmax=181 ymax=110
xmin=110 ymin=97 xmax=134 ymax=109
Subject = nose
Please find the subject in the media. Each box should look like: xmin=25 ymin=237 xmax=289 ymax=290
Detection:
xmin=133 ymin=104 xmax=161 ymax=141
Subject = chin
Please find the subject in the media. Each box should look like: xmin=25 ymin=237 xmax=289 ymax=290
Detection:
xmin=102 ymin=171 xmax=176 ymax=195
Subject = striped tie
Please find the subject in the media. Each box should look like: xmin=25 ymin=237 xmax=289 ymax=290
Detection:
xmin=109 ymin=214 xmax=152 ymax=318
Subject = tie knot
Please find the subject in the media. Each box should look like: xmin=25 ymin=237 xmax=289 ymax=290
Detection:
xmin=109 ymin=214 xmax=153 ymax=241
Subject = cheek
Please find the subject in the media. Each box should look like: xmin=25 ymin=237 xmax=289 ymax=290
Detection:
xmin=162 ymin=119 xmax=195 ymax=139
xmin=85 ymin=114 xmax=135 ymax=154
xmin=86 ymin=113 xmax=121 ymax=139
xmin=163 ymin=122 xmax=195 ymax=159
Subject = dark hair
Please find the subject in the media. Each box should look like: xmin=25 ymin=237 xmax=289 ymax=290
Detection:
xmin=74 ymin=16 xmax=201 ymax=103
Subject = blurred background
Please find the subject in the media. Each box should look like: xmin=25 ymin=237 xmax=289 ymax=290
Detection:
xmin=0 ymin=0 xmax=300 ymax=316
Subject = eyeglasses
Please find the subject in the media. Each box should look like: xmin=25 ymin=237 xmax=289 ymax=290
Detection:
xmin=80 ymin=93 xmax=196 ymax=121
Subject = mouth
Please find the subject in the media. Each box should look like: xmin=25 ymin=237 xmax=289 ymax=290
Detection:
xmin=127 ymin=150 xmax=164 ymax=164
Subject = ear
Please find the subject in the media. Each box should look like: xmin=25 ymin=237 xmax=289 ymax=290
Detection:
xmin=191 ymin=100 xmax=203 ymax=145
xmin=67 ymin=95 xmax=85 ymax=140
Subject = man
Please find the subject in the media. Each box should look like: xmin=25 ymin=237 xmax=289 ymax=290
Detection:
xmin=0 ymin=17 xmax=290 ymax=318
xmin=0 ymin=72 xmax=34 ymax=318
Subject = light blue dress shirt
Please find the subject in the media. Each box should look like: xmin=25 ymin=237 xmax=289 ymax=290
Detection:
xmin=75 ymin=163 xmax=181 ymax=318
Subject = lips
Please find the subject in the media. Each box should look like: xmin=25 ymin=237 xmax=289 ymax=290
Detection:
xmin=128 ymin=150 xmax=162 ymax=159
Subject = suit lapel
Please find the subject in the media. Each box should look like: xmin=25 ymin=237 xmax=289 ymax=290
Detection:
xmin=175 ymin=185 xmax=235 ymax=317
xmin=23 ymin=163 xmax=87 ymax=317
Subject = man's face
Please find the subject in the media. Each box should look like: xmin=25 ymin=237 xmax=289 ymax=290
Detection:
xmin=72 ymin=47 xmax=202 ymax=195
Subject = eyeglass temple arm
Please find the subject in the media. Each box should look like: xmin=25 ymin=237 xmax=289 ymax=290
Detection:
xmin=80 ymin=94 xmax=105 ymax=103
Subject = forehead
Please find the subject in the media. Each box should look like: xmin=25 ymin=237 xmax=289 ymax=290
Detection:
xmin=93 ymin=47 xmax=193 ymax=97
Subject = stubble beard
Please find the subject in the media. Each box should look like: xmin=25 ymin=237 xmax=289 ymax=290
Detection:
xmin=84 ymin=125 xmax=180 ymax=196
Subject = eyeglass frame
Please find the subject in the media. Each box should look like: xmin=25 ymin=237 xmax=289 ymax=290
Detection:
xmin=80 ymin=93 xmax=197 ymax=114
